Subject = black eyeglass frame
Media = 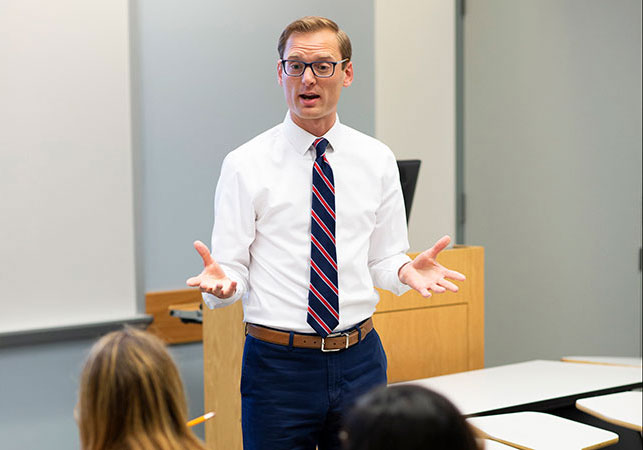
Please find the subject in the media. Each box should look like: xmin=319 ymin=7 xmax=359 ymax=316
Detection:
xmin=280 ymin=58 xmax=349 ymax=78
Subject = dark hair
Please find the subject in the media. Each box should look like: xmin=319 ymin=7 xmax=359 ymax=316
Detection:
xmin=342 ymin=385 xmax=479 ymax=450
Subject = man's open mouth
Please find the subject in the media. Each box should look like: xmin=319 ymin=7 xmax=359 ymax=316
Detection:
xmin=300 ymin=94 xmax=320 ymax=100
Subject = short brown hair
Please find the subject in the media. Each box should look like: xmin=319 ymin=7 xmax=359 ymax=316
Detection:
xmin=278 ymin=16 xmax=352 ymax=62
xmin=77 ymin=327 xmax=206 ymax=450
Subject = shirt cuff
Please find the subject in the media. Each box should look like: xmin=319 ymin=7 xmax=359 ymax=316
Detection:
xmin=390 ymin=268 xmax=413 ymax=296
xmin=375 ymin=253 xmax=412 ymax=296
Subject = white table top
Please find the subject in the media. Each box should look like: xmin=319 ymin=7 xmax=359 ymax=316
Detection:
xmin=480 ymin=439 xmax=516 ymax=449
xmin=576 ymin=391 xmax=642 ymax=432
xmin=468 ymin=412 xmax=619 ymax=450
xmin=397 ymin=360 xmax=642 ymax=416
xmin=562 ymin=356 xmax=642 ymax=367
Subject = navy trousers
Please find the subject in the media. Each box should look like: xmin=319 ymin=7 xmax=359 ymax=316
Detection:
xmin=240 ymin=326 xmax=388 ymax=450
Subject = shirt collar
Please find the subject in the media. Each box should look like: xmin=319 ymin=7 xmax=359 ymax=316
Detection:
xmin=283 ymin=111 xmax=342 ymax=155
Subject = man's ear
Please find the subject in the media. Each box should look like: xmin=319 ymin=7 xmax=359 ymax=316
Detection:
xmin=342 ymin=60 xmax=354 ymax=88
xmin=277 ymin=59 xmax=284 ymax=86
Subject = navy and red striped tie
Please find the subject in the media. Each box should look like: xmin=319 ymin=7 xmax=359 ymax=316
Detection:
xmin=307 ymin=137 xmax=339 ymax=337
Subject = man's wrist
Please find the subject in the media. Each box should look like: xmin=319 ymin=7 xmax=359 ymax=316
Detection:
xmin=398 ymin=261 xmax=411 ymax=283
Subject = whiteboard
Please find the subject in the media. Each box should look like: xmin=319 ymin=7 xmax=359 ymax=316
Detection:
xmin=0 ymin=0 xmax=137 ymax=333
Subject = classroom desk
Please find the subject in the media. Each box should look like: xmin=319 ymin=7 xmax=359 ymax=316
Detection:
xmin=481 ymin=440 xmax=516 ymax=449
xmin=576 ymin=391 xmax=643 ymax=432
xmin=398 ymin=360 xmax=642 ymax=417
xmin=562 ymin=356 xmax=643 ymax=368
xmin=468 ymin=412 xmax=619 ymax=450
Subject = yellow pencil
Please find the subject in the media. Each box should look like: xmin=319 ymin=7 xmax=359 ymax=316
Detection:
xmin=186 ymin=411 xmax=215 ymax=427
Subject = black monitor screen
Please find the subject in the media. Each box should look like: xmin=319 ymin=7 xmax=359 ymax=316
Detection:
xmin=396 ymin=159 xmax=421 ymax=223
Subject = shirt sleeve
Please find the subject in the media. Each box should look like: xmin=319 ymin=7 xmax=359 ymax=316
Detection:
xmin=367 ymin=147 xmax=412 ymax=296
xmin=202 ymin=152 xmax=256 ymax=309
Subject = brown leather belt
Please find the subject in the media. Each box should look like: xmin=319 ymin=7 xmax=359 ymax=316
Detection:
xmin=245 ymin=317 xmax=374 ymax=352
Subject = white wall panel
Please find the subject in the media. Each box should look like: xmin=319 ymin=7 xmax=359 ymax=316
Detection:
xmin=0 ymin=0 xmax=136 ymax=332
xmin=375 ymin=0 xmax=457 ymax=250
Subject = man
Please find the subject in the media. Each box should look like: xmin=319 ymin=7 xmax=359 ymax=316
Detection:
xmin=186 ymin=16 xmax=465 ymax=450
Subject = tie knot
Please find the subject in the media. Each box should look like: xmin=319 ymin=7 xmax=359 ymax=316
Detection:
xmin=313 ymin=138 xmax=329 ymax=160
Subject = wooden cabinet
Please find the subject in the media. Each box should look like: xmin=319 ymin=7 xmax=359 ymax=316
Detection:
xmin=375 ymin=304 xmax=470 ymax=382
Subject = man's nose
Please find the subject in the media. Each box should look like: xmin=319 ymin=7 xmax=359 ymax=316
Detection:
xmin=301 ymin=65 xmax=316 ymax=85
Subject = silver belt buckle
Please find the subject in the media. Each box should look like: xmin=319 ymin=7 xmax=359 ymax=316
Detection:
xmin=321 ymin=332 xmax=350 ymax=352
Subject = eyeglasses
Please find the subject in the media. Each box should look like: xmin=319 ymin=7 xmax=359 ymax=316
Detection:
xmin=280 ymin=59 xmax=349 ymax=78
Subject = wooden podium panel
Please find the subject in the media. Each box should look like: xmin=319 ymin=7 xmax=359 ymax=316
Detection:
xmin=145 ymin=289 xmax=203 ymax=343
xmin=375 ymin=245 xmax=485 ymax=380
xmin=201 ymin=246 xmax=484 ymax=449
xmin=374 ymin=304 xmax=469 ymax=383
xmin=202 ymin=301 xmax=245 ymax=450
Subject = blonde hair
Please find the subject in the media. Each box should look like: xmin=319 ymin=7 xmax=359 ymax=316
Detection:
xmin=278 ymin=16 xmax=352 ymax=63
xmin=77 ymin=327 xmax=206 ymax=450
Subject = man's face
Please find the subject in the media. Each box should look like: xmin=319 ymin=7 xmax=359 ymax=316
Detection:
xmin=278 ymin=29 xmax=353 ymax=134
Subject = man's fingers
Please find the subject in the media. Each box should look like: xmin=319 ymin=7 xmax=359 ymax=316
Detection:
xmin=404 ymin=276 xmax=429 ymax=298
xmin=194 ymin=241 xmax=228 ymax=279
xmin=430 ymin=283 xmax=446 ymax=293
xmin=201 ymin=281 xmax=221 ymax=296
xmin=445 ymin=269 xmax=466 ymax=281
xmin=200 ymin=279 xmax=236 ymax=299
xmin=194 ymin=240 xmax=214 ymax=266
xmin=221 ymin=281 xmax=237 ymax=298
xmin=186 ymin=276 xmax=201 ymax=287
xmin=414 ymin=235 xmax=451 ymax=264
xmin=438 ymin=279 xmax=459 ymax=292
xmin=427 ymin=235 xmax=451 ymax=259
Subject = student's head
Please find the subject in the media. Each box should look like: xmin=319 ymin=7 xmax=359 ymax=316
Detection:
xmin=342 ymin=385 xmax=479 ymax=450
xmin=277 ymin=16 xmax=354 ymax=136
xmin=76 ymin=327 xmax=205 ymax=450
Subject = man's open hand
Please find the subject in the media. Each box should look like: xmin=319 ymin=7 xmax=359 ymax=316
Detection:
xmin=398 ymin=235 xmax=466 ymax=298
xmin=186 ymin=241 xmax=237 ymax=298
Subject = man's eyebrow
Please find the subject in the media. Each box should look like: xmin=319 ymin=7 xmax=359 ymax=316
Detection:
xmin=285 ymin=53 xmax=336 ymax=61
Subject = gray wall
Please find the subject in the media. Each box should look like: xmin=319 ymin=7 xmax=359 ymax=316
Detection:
xmin=463 ymin=0 xmax=642 ymax=366
xmin=0 ymin=2 xmax=375 ymax=448
xmin=134 ymin=1 xmax=374 ymax=292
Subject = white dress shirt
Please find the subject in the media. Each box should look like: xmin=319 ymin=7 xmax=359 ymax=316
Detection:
xmin=203 ymin=112 xmax=411 ymax=333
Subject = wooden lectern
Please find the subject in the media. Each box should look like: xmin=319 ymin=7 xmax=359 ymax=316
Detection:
xmin=202 ymin=246 xmax=484 ymax=449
